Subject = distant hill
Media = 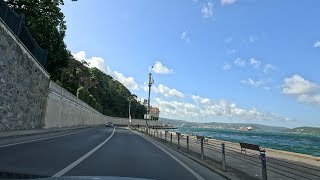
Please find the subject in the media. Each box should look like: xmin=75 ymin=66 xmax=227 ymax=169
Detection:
xmin=284 ymin=127 xmax=320 ymax=135
xmin=159 ymin=118 xmax=288 ymax=132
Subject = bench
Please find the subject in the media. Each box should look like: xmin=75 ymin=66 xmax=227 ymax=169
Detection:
xmin=176 ymin=132 xmax=184 ymax=138
xmin=196 ymin=135 xmax=208 ymax=144
xmin=239 ymin=142 xmax=265 ymax=154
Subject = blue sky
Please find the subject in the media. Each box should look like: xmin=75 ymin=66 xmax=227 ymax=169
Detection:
xmin=61 ymin=0 xmax=320 ymax=128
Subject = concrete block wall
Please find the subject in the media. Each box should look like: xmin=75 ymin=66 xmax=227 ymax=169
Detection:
xmin=44 ymin=81 xmax=161 ymax=128
xmin=0 ymin=19 xmax=50 ymax=130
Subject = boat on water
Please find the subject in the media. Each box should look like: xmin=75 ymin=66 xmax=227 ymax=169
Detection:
xmin=238 ymin=126 xmax=253 ymax=131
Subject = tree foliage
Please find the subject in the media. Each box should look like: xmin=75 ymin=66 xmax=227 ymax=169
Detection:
xmin=61 ymin=59 xmax=146 ymax=118
xmin=6 ymin=0 xmax=70 ymax=79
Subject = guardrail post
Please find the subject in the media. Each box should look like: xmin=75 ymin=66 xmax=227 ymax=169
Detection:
xmin=201 ymin=138 xmax=204 ymax=160
xmin=154 ymin=129 xmax=155 ymax=137
xmin=260 ymin=152 xmax=267 ymax=180
xmin=160 ymin=131 xmax=162 ymax=139
xmin=165 ymin=132 xmax=167 ymax=141
xmin=170 ymin=133 xmax=173 ymax=145
xmin=187 ymin=136 xmax=189 ymax=152
xmin=222 ymin=143 xmax=226 ymax=172
xmin=178 ymin=134 xmax=180 ymax=149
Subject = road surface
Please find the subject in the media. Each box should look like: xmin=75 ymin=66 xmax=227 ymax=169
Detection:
xmin=0 ymin=126 xmax=225 ymax=180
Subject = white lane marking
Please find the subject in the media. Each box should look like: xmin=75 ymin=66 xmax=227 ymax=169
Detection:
xmin=0 ymin=128 xmax=94 ymax=148
xmin=52 ymin=127 xmax=115 ymax=177
xmin=132 ymin=130 xmax=205 ymax=180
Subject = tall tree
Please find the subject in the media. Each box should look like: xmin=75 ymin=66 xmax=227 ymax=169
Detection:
xmin=6 ymin=0 xmax=70 ymax=79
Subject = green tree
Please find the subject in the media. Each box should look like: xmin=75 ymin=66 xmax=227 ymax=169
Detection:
xmin=83 ymin=90 xmax=90 ymax=103
xmin=76 ymin=87 xmax=85 ymax=100
xmin=6 ymin=0 xmax=70 ymax=79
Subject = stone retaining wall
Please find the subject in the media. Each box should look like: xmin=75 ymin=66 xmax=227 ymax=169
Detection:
xmin=0 ymin=19 xmax=50 ymax=130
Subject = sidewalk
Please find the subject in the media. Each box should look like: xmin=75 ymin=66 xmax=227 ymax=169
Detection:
xmin=0 ymin=125 xmax=98 ymax=139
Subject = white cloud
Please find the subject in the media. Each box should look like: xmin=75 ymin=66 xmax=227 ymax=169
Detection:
xmin=224 ymin=37 xmax=233 ymax=43
xmin=152 ymin=61 xmax=173 ymax=74
xmin=263 ymin=64 xmax=276 ymax=73
xmin=73 ymin=51 xmax=110 ymax=74
xmin=234 ymin=57 xmax=246 ymax=67
xmin=112 ymin=71 xmax=139 ymax=90
xmin=227 ymin=49 xmax=237 ymax=54
xmin=72 ymin=51 xmax=139 ymax=91
xmin=313 ymin=41 xmax=320 ymax=48
xmin=221 ymin=0 xmax=237 ymax=6
xmin=222 ymin=63 xmax=232 ymax=70
xmin=180 ymin=31 xmax=191 ymax=43
xmin=144 ymin=83 xmax=184 ymax=98
xmin=249 ymin=35 xmax=259 ymax=43
xmin=155 ymin=97 xmax=292 ymax=122
xmin=241 ymin=78 xmax=270 ymax=88
xmin=192 ymin=95 xmax=210 ymax=105
xmin=156 ymin=84 xmax=184 ymax=98
xmin=249 ymin=58 xmax=261 ymax=69
xmin=201 ymin=1 xmax=214 ymax=19
xmin=282 ymin=75 xmax=320 ymax=106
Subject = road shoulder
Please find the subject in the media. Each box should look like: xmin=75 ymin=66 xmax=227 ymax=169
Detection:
xmin=131 ymin=128 xmax=226 ymax=180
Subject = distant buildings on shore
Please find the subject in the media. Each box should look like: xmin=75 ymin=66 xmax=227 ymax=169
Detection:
xmin=150 ymin=107 xmax=160 ymax=120
xmin=139 ymin=98 xmax=160 ymax=121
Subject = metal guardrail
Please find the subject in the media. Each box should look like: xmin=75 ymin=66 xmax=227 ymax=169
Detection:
xmin=0 ymin=0 xmax=47 ymax=66
xmin=135 ymin=127 xmax=320 ymax=180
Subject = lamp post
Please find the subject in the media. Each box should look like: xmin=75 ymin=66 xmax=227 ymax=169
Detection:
xmin=128 ymin=98 xmax=133 ymax=126
xmin=146 ymin=67 xmax=154 ymax=126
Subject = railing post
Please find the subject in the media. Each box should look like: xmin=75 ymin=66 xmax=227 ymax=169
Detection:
xmin=170 ymin=133 xmax=173 ymax=145
xmin=154 ymin=129 xmax=155 ymax=137
xmin=260 ymin=152 xmax=267 ymax=180
xmin=178 ymin=134 xmax=180 ymax=149
xmin=201 ymin=138 xmax=204 ymax=160
xmin=222 ymin=143 xmax=226 ymax=172
xmin=187 ymin=136 xmax=189 ymax=152
xmin=165 ymin=132 xmax=167 ymax=141
xmin=160 ymin=131 xmax=162 ymax=139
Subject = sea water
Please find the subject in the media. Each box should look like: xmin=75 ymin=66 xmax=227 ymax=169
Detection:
xmin=173 ymin=127 xmax=320 ymax=157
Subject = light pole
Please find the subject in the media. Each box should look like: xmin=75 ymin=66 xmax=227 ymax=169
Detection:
xmin=128 ymin=98 xmax=133 ymax=125
xmin=147 ymin=67 xmax=154 ymax=126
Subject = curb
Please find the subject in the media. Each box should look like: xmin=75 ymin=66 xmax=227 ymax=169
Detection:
xmin=0 ymin=125 xmax=100 ymax=139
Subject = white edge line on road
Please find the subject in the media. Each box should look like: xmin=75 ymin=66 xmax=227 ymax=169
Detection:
xmin=52 ymin=127 xmax=116 ymax=177
xmin=131 ymin=130 xmax=205 ymax=180
xmin=0 ymin=128 xmax=94 ymax=148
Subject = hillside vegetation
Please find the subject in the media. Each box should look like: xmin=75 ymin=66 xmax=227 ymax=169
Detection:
xmin=159 ymin=118 xmax=288 ymax=132
xmin=285 ymin=127 xmax=320 ymax=135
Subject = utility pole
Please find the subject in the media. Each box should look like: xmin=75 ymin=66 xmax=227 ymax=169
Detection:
xmin=128 ymin=99 xmax=132 ymax=122
xmin=147 ymin=67 xmax=154 ymax=126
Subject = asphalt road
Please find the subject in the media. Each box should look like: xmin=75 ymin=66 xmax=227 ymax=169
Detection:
xmin=0 ymin=126 xmax=225 ymax=180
